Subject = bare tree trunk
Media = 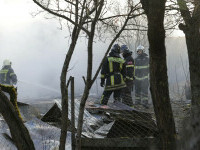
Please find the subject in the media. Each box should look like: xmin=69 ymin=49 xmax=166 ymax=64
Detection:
xmin=141 ymin=0 xmax=176 ymax=149
xmin=71 ymin=77 xmax=75 ymax=150
xmin=177 ymin=0 xmax=200 ymax=117
xmin=183 ymin=25 xmax=200 ymax=116
xmin=0 ymin=85 xmax=23 ymax=120
xmin=59 ymin=26 xmax=80 ymax=150
xmin=59 ymin=85 xmax=69 ymax=150
xmin=76 ymin=4 xmax=103 ymax=150
xmin=76 ymin=84 xmax=90 ymax=150
xmin=0 ymin=89 xmax=35 ymax=150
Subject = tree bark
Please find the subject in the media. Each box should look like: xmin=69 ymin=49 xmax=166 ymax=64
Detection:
xmin=182 ymin=24 xmax=200 ymax=116
xmin=59 ymin=26 xmax=80 ymax=150
xmin=0 ymin=85 xmax=23 ymax=120
xmin=0 ymin=89 xmax=35 ymax=150
xmin=76 ymin=2 xmax=104 ymax=149
xmin=70 ymin=77 xmax=75 ymax=150
xmin=177 ymin=0 xmax=200 ymax=117
xmin=141 ymin=0 xmax=177 ymax=149
xmin=75 ymin=84 xmax=90 ymax=150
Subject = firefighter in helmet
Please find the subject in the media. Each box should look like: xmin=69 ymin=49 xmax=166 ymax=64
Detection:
xmin=0 ymin=59 xmax=17 ymax=85
xmin=134 ymin=45 xmax=149 ymax=108
xmin=0 ymin=60 xmax=23 ymax=120
xmin=120 ymin=45 xmax=134 ymax=107
xmin=100 ymin=44 xmax=126 ymax=105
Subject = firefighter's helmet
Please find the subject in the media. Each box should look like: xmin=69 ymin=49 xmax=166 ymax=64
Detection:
xmin=121 ymin=45 xmax=132 ymax=55
xmin=3 ymin=59 xmax=12 ymax=67
xmin=120 ymin=45 xmax=128 ymax=52
xmin=136 ymin=45 xmax=145 ymax=53
xmin=111 ymin=44 xmax=120 ymax=57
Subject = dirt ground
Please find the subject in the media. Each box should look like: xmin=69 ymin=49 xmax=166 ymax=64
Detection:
xmin=133 ymin=100 xmax=191 ymax=134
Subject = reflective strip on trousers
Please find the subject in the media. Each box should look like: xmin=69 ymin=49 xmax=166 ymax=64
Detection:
xmin=135 ymin=75 xmax=149 ymax=80
xmin=111 ymin=75 xmax=114 ymax=86
xmin=135 ymin=65 xmax=149 ymax=69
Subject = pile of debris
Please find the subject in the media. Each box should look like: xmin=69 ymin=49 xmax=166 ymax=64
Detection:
xmin=0 ymin=98 xmax=159 ymax=149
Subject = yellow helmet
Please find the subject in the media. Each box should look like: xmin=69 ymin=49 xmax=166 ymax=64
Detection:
xmin=3 ymin=59 xmax=12 ymax=67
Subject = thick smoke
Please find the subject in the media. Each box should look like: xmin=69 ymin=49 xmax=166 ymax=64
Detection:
xmin=0 ymin=0 xmax=189 ymax=102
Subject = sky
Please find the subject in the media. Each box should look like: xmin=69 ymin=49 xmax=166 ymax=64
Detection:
xmin=0 ymin=0 xmax=188 ymax=101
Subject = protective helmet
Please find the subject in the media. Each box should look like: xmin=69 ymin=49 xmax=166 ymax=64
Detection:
xmin=3 ymin=59 xmax=12 ymax=67
xmin=111 ymin=44 xmax=120 ymax=56
xmin=136 ymin=45 xmax=145 ymax=52
xmin=120 ymin=45 xmax=128 ymax=52
xmin=121 ymin=45 xmax=132 ymax=55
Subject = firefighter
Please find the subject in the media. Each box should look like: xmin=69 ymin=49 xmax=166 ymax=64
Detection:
xmin=0 ymin=60 xmax=23 ymax=120
xmin=0 ymin=59 xmax=17 ymax=85
xmin=100 ymin=44 xmax=126 ymax=105
xmin=134 ymin=45 xmax=149 ymax=108
xmin=120 ymin=45 xmax=134 ymax=107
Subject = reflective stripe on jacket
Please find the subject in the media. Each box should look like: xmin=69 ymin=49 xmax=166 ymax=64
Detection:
xmin=124 ymin=55 xmax=134 ymax=82
xmin=101 ymin=55 xmax=126 ymax=91
xmin=134 ymin=53 xmax=149 ymax=81
xmin=0 ymin=66 xmax=17 ymax=85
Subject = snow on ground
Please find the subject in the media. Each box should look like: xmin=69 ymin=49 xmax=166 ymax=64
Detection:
xmin=0 ymin=117 xmax=71 ymax=150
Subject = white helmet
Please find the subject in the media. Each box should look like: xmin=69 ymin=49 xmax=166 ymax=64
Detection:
xmin=3 ymin=59 xmax=12 ymax=67
xmin=137 ymin=45 xmax=145 ymax=52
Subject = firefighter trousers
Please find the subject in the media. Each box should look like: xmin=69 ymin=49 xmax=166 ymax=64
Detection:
xmin=135 ymin=79 xmax=149 ymax=105
xmin=100 ymin=89 xmax=121 ymax=105
xmin=121 ymin=84 xmax=133 ymax=107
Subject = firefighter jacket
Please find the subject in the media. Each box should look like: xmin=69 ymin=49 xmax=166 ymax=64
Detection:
xmin=134 ymin=53 xmax=149 ymax=81
xmin=101 ymin=52 xmax=126 ymax=91
xmin=123 ymin=54 xmax=134 ymax=85
xmin=0 ymin=66 xmax=17 ymax=85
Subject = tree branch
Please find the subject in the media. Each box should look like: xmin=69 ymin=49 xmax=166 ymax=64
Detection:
xmin=177 ymin=0 xmax=192 ymax=25
xmin=64 ymin=0 xmax=76 ymax=6
xmin=91 ymin=6 xmax=135 ymax=85
xmin=32 ymin=0 xmax=90 ymax=35
xmin=192 ymin=0 xmax=200 ymax=24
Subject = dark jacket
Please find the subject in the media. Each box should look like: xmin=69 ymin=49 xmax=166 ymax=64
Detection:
xmin=135 ymin=53 xmax=149 ymax=80
xmin=101 ymin=52 xmax=126 ymax=91
xmin=123 ymin=54 xmax=134 ymax=83
xmin=0 ymin=65 xmax=17 ymax=85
